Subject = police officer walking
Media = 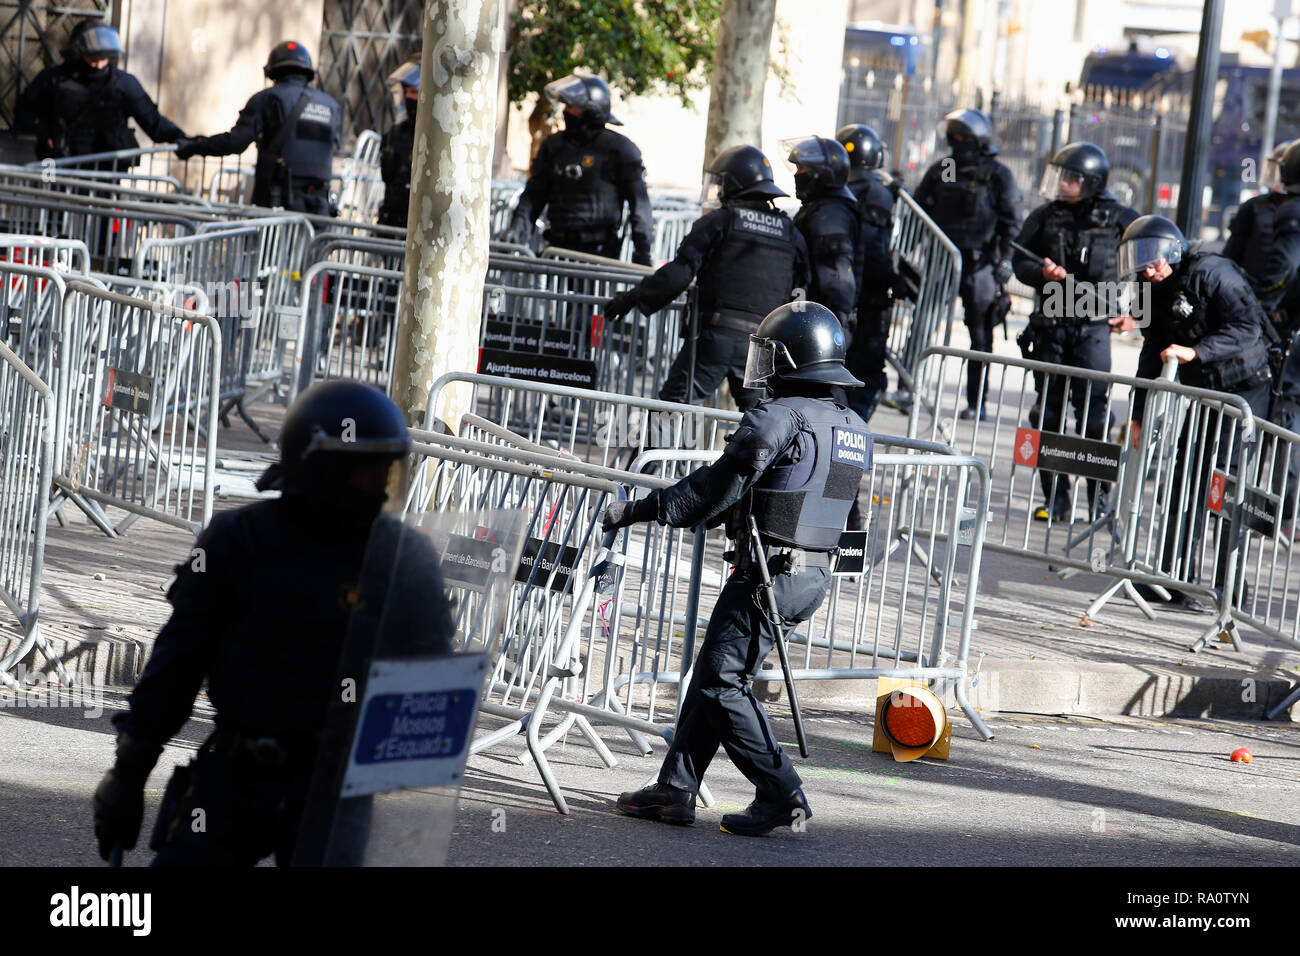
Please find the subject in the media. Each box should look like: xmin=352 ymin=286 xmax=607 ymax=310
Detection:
xmin=176 ymin=41 xmax=341 ymax=215
xmin=504 ymin=74 xmax=654 ymax=264
xmin=786 ymin=136 xmax=860 ymax=332
xmin=603 ymin=145 xmax=809 ymax=410
xmin=376 ymin=62 xmax=420 ymax=228
xmin=92 ymin=381 xmax=454 ymax=866
xmin=15 ymin=20 xmax=186 ymax=168
xmin=1014 ymin=142 xmax=1139 ymax=521
xmin=837 ymin=123 xmax=900 ymax=426
xmin=605 ymin=301 xmax=871 ymax=836
xmin=1114 ymin=216 xmax=1273 ymax=611
xmin=914 ymin=109 xmax=1022 ymax=419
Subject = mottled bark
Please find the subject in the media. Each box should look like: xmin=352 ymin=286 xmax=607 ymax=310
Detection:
xmin=703 ymin=0 xmax=778 ymax=172
xmin=392 ymin=0 xmax=504 ymax=433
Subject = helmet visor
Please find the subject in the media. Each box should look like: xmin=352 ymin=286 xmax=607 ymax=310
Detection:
xmin=1039 ymin=163 xmax=1092 ymax=202
xmin=780 ymin=136 xmax=827 ymax=172
xmin=80 ymin=25 xmax=123 ymax=58
xmin=743 ymin=335 xmax=797 ymax=389
xmin=544 ymin=75 xmax=590 ymax=109
xmin=1117 ymin=236 xmax=1183 ymax=279
xmin=699 ymin=172 xmax=724 ymax=210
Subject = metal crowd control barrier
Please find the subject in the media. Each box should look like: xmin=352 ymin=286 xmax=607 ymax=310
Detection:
xmin=1 ymin=263 xmax=68 ymax=389
xmin=618 ymin=204 xmax=701 ymax=265
xmin=307 ymin=233 xmax=404 ymax=272
xmin=0 ymin=338 xmax=70 ymax=687
xmin=423 ymin=371 xmax=741 ymax=472
xmin=885 ymin=184 xmax=962 ymax=398
xmin=0 ymin=234 xmax=90 ymax=274
xmin=489 ymin=179 xmax=524 ymax=238
xmin=907 ymin=346 xmax=1257 ymax=649
xmin=288 ymin=260 xmax=403 ymax=403
xmin=52 ymin=281 xmax=221 ymax=535
xmin=402 ymin=425 xmax=993 ymax=813
xmin=334 ymin=130 xmax=384 ymax=223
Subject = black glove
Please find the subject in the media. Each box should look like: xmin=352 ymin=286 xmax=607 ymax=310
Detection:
xmin=503 ymin=218 xmax=532 ymax=246
xmin=632 ymin=250 xmax=653 ymax=267
xmin=92 ymin=733 xmax=162 ymax=862
xmin=602 ymin=493 xmax=658 ymax=532
xmin=994 ymin=258 xmax=1014 ymax=287
xmin=174 ymin=138 xmax=201 ymax=161
xmin=604 ymin=288 xmax=639 ymax=321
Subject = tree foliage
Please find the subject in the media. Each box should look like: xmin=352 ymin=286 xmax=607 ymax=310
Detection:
xmin=507 ymin=0 xmax=723 ymax=108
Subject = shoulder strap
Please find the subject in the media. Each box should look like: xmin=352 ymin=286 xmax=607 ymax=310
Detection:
xmin=267 ymin=88 xmax=313 ymax=158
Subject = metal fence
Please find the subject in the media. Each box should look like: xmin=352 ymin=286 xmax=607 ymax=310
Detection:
xmin=907 ymin=346 xmax=1257 ymax=651
xmin=0 ymin=337 xmax=67 ymax=687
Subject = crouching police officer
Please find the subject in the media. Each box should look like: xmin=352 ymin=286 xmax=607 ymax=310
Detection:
xmin=1113 ymin=216 xmax=1272 ymax=611
xmin=176 ymin=41 xmax=341 ymax=215
xmin=914 ymin=109 xmax=1022 ymax=419
xmin=377 ymin=62 xmax=420 ymax=228
xmin=92 ymin=381 xmax=454 ymax=866
xmin=604 ymin=301 xmax=871 ymax=836
xmin=505 ymin=74 xmax=653 ymax=264
xmin=1014 ymin=142 xmax=1139 ymax=521
xmin=604 ymin=145 xmax=809 ymax=410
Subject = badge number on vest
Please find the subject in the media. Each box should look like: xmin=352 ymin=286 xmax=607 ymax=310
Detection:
xmin=735 ymin=208 xmax=788 ymax=239
xmin=832 ymin=427 xmax=872 ymax=469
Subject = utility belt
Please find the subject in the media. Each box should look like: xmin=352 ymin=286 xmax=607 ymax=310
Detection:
xmin=728 ymin=544 xmax=834 ymax=576
xmin=707 ymin=307 xmax=764 ymax=335
xmin=546 ymin=226 xmax=618 ymax=246
xmin=1027 ymin=311 xmax=1095 ymax=332
xmin=208 ymin=727 xmax=317 ymax=769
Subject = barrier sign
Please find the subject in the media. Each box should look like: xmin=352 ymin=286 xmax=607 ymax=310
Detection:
xmin=342 ymin=654 xmax=487 ymax=797
xmin=483 ymin=316 xmax=577 ymax=359
xmin=1242 ymin=487 xmax=1281 ymax=538
xmin=478 ymin=347 xmax=597 ymax=390
xmin=1012 ymin=427 xmax=1121 ymax=482
xmin=516 ymin=537 xmax=582 ymax=592
xmin=1207 ymin=471 xmax=1227 ymax=513
xmin=440 ymin=532 xmax=510 ymax=592
xmin=103 ymin=368 xmax=153 ymax=416
xmin=834 ymin=531 xmax=868 ymax=575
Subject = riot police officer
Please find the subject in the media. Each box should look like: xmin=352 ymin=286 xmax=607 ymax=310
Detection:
xmin=605 ymin=301 xmax=871 ymax=836
xmin=176 ymin=41 xmax=342 ymax=215
xmin=1114 ymin=216 xmax=1272 ymax=611
xmin=603 ymin=145 xmax=810 ymax=410
xmin=1014 ymin=142 xmax=1139 ymax=521
xmin=505 ymin=74 xmax=654 ymax=264
xmin=92 ymin=381 xmax=454 ymax=866
xmin=786 ymin=136 xmax=860 ymax=332
xmin=376 ymin=62 xmax=420 ymax=228
xmin=15 ymin=20 xmax=186 ymax=168
xmin=914 ymin=109 xmax=1022 ymax=418
xmin=837 ymin=123 xmax=900 ymax=426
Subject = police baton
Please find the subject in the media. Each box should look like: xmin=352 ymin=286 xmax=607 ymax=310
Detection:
xmin=746 ymin=515 xmax=809 ymax=758
xmin=1007 ymin=239 xmax=1115 ymax=327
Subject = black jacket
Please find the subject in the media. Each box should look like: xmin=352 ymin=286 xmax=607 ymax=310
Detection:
xmin=15 ymin=62 xmax=184 ymax=160
xmin=913 ymin=152 xmax=1021 ymax=258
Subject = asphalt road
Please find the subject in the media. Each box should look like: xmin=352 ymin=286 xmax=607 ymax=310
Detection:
xmin=3 ymin=684 xmax=1297 ymax=869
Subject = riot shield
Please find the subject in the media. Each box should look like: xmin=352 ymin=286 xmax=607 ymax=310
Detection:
xmin=293 ymin=506 xmax=528 ymax=866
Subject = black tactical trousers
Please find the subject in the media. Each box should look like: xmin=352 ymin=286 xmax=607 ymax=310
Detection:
xmin=1268 ymin=329 xmax=1300 ymax=517
xmin=959 ymin=261 xmax=998 ymax=410
xmin=845 ymin=305 xmax=890 ymax=424
xmin=1158 ymin=382 xmax=1270 ymax=589
xmin=543 ymin=228 xmax=622 ymax=260
xmin=1033 ymin=324 xmax=1113 ymax=516
xmin=150 ymin=739 xmax=314 ymax=867
xmin=658 ymin=324 xmax=763 ymax=411
xmin=659 ymin=564 xmax=830 ymax=800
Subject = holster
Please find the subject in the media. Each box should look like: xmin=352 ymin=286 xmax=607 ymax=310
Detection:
xmin=148 ymin=760 xmax=196 ymax=851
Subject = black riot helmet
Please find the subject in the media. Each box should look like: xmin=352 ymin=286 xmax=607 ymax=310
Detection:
xmin=744 ymin=300 xmax=863 ymax=389
xmin=1279 ymin=141 xmax=1300 ymax=196
xmin=836 ymin=124 xmax=886 ymax=179
xmin=702 ymin=145 xmax=787 ymax=206
xmin=1117 ymin=215 xmax=1188 ymax=279
xmin=782 ymin=135 xmax=854 ymax=202
xmin=938 ymin=109 xmax=995 ymax=155
xmin=1039 ymin=142 xmax=1110 ymax=202
xmin=264 ymin=40 xmax=315 ymax=80
xmin=544 ymin=74 xmax=621 ymax=126
xmin=61 ymin=21 xmax=123 ymax=63
xmin=256 ymin=380 xmax=410 ymax=509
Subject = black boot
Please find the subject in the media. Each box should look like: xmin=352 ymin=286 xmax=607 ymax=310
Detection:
xmin=720 ymin=788 xmax=812 ymax=837
xmin=615 ymin=783 xmax=696 ymax=825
